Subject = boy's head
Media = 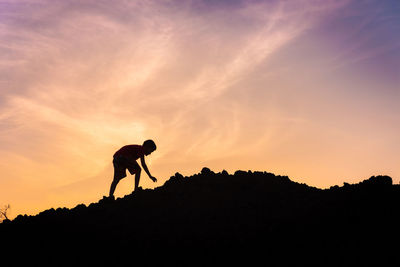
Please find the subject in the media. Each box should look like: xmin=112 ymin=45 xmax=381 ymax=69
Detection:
xmin=143 ymin=139 xmax=157 ymax=155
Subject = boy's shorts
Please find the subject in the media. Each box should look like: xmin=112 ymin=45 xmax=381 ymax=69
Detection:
xmin=113 ymin=155 xmax=140 ymax=180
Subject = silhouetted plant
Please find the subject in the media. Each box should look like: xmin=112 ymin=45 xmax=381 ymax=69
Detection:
xmin=0 ymin=204 xmax=10 ymax=222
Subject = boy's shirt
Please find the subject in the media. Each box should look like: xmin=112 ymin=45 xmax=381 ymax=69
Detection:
xmin=114 ymin=145 xmax=145 ymax=162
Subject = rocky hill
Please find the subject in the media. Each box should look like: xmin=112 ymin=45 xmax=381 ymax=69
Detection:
xmin=1 ymin=168 xmax=399 ymax=265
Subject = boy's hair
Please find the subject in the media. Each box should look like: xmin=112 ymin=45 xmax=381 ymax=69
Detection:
xmin=143 ymin=139 xmax=157 ymax=151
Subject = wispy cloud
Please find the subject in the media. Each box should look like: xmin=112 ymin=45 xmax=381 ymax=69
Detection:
xmin=0 ymin=0 xmax=339 ymax=153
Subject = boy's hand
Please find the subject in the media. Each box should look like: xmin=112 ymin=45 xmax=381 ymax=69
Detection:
xmin=150 ymin=176 xmax=157 ymax=183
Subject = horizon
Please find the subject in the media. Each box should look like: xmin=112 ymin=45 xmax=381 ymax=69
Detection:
xmin=3 ymin=167 xmax=396 ymax=221
xmin=1 ymin=0 xmax=399 ymax=219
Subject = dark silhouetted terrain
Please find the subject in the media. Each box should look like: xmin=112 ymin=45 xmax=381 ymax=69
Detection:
xmin=1 ymin=168 xmax=399 ymax=265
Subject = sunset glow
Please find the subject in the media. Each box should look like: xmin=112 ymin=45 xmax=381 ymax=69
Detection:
xmin=1 ymin=0 xmax=399 ymax=218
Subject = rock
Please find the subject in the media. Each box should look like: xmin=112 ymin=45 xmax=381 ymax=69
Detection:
xmin=201 ymin=167 xmax=213 ymax=175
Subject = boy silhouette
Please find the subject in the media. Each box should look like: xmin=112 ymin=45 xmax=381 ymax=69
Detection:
xmin=109 ymin=139 xmax=157 ymax=197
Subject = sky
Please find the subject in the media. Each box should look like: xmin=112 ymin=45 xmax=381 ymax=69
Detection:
xmin=1 ymin=0 xmax=399 ymax=219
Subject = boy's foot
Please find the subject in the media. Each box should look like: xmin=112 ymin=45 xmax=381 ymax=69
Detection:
xmin=100 ymin=195 xmax=115 ymax=204
xmin=134 ymin=186 xmax=143 ymax=192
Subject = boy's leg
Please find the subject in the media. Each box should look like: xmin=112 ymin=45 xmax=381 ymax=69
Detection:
xmin=134 ymin=167 xmax=142 ymax=191
xmin=110 ymin=157 xmax=127 ymax=197
xmin=109 ymin=178 xmax=119 ymax=197
xmin=127 ymin=161 xmax=142 ymax=192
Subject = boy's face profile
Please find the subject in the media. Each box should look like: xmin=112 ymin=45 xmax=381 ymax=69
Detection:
xmin=144 ymin=146 xmax=155 ymax=156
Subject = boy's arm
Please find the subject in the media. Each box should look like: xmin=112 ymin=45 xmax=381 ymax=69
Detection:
xmin=140 ymin=156 xmax=157 ymax=182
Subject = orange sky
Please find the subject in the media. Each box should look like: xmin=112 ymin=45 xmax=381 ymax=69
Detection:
xmin=1 ymin=0 xmax=399 ymax=219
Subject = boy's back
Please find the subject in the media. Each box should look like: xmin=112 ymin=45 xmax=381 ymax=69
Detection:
xmin=114 ymin=144 xmax=145 ymax=161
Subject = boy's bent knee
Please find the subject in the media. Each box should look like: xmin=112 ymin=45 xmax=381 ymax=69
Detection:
xmin=133 ymin=165 xmax=141 ymax=173
xmin=134 ymin=167 xmax=141 ymax=176
xmin=127 ymin=162 xmax=141 ymax=175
